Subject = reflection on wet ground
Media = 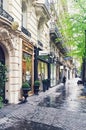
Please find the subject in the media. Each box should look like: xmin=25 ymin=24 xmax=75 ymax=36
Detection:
xmin=1 ymin=79 xmax=86 ymax=130
xmin=38 ymin=83 xmax=86 ymax=113
xmin=5 ymin=121 xmax=64 ymax=130
xmin=38 ymin=89 xmax=67 ymax=109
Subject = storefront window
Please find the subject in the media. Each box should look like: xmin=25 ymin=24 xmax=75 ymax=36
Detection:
xmin=38 ymin=61 xmax=48 ymax=80
xmin=50 ymin=64 xmax=56 ymax=86
xmin=22 ymin=52 xmax=32 ymax=87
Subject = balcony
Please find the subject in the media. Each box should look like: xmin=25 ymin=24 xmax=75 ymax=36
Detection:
xmin=50 ymin=22 xmax=61 ymax=42
xmin=60 ymin=47 xmax=68 ymax=54
xmin=21 ymin=26 xmax=31 ymax=37
xmin=33 ymin=0 xmax=50 ymax=11
xmin=0 ymin=7 xmax=14 ymax=22
xmin=33 ymin=0 xmax=50 ymax=23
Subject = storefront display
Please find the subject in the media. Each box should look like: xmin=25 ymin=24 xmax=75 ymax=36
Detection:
xmin=38 ymin=61 xmax=48 ymax=90
xmin=50 ymin=64 xmax=56 ymax=86
xmin=22 ymin=53 xmax=32 ymax=85
xmin=22 ymin=41 xmax=34 ymax=93
xmin=38 ymin=61 xmax=48 ymax=80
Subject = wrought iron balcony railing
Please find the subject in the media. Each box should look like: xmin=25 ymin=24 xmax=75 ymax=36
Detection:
xmin=21 ymin=26 xmax=31 ymax=37
xmin=0 ymin=7 xmax=14 ymax=22
xmin=50 ymin=23 xmax=61 ymax=38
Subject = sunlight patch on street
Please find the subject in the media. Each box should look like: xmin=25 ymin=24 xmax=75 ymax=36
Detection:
xmin=78 ymin=96 xmax=86 ymax=99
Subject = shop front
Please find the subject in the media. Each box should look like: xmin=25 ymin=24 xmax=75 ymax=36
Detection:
xmin=56 ymin=64 xmax=60 ymax=84
xmin=34 ymin=47 xmax=50 ymax=91
xmin=22 ymin=41 xmax=34 ymax=95
xmin=38 ymin=60 xmax=48 ymax=91
xmin=50 ymin=63 xmax=56 ymax=87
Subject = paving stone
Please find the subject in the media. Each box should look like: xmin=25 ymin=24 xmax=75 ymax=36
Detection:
xmin=0 ymin=79 xmax=86 ymax=130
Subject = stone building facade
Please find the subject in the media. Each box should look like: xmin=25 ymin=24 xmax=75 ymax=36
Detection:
xmin=0 ymin=0 xmax=51 ymax=104
xmin=0 ymin=0 xmax=75 ymax=104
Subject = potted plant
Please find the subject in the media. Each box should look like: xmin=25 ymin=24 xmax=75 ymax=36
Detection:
xmin=42 ymin=79 xmax=47 ymax=92
xmin=22 ymin=81 xmax=31 ymax=102
xmin=0 ymin=62 xmax=8 ymax=105
xmin=34 ymin=80 xmax=40 ymax=95
xmin=0 ymin=96 xmax=3 ymax=109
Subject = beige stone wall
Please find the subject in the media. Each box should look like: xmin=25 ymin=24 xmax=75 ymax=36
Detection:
xmin=9 ymin=0 xmax=22 ymax=29
xmin=0 ymin=0 xmax=50 ymax=104
xmin=0 ymin=29 xmax=22 ymax=103
xmin=9 ymin=37 xmax=22 ymax=104
xmin=27 ymin=6 xmax=38 ymax=45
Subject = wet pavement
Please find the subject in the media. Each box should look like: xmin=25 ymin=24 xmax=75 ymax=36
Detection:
xmin=0 ymin=78 xmax=86 ymax=130
xmin=38 ymin=79 xmax=86 ymax=112
xmin=2 ymin=121 xmax=64 ymax=130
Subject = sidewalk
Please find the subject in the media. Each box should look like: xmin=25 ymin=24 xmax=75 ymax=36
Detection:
xmin=0 ymin=79 xmax=86 ymax=130
xmin=0 ymin=83 xmax=64 ymax=129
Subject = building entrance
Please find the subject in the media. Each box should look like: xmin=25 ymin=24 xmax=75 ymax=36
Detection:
xmin=0 ymin=46 xmax=5 ymax=101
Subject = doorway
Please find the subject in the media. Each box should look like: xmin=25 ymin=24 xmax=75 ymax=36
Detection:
xmin=0 ymin=46 xmax=5 ymax=101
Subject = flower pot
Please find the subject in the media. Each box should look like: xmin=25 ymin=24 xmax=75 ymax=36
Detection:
xmin=34 ymin=80 xmax=40 ymax=95
xmin=22 ymin=82 xmax=31 ymax=102
xmin=34 ymin=85 xmax=40 ymax=95
xmin=22 ymin=88 xmax=31 ymax=102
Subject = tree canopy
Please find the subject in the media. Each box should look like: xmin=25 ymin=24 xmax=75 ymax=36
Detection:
xmin=58 ymin=0 xmax=86 ymax=64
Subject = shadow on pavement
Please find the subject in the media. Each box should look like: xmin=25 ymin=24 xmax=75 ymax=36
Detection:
xmin=4 ymin=121 xmax=64 ymax=130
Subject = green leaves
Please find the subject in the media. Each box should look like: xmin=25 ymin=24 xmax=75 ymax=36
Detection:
xmin=0 ymin=62 xmax=8 ymax=87
xmin=0 ymin=62 xmax=8 ymax=101
xmin=57 ymin=0 xmax=86 ymax=64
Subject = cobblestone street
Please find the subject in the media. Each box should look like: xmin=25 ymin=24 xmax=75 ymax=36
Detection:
xmin=0 ymin=78 xmax=86 ymax=130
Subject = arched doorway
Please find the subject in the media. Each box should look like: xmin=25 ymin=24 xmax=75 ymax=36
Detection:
xmin=0 ymin=45 xmax=5 ymax=101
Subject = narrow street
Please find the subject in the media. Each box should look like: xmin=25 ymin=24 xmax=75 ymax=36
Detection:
xmin=0 ymin=78 xmax=86 ymax=130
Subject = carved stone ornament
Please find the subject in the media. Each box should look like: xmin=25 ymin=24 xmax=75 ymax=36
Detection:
xmin=0 ymin=28 xmax=9 ymax=39
xmin=33 ymin=1 xmax=50 ymax=23
xmin=11 ymin=21 xmax=19 ymax=31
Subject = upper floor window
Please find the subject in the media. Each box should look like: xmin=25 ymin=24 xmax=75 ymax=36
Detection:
xmin=0 ymin=0 xmax=8 ymax=11
xmin=3 ymin=0 xmax=8 ymax=11
xmin=0 ymin=0 xmax=3 ymax=8
xmin=22 ymin=1 xmax=27 ymax=28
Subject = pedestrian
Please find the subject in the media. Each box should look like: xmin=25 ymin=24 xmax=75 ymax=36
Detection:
xmin=62 ymin=76 xmax=66 ymax=86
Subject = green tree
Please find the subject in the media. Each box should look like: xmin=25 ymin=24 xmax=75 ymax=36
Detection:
xmin=0 ymin=62 xmax=8 ymax=100
xmin=57 ymin=0 xmax=86 ymax=64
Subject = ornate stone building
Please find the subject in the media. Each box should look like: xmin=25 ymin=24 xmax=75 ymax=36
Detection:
xmin=0 ymin=0 xmax=75 ymax=104
xmin=0 ymin=0 xmax=51 ymax=104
